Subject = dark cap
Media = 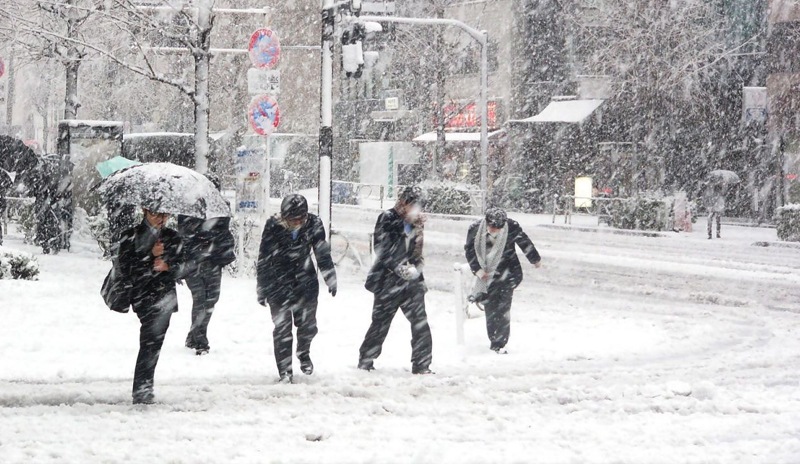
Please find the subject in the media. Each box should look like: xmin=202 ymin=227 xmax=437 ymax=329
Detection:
xmin=280 ymin=194 xmax=309 ymax=219
xmin=485 ymin=207 xmax=507 ymax=228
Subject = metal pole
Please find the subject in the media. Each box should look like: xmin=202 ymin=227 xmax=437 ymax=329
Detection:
xmin=319 ymin=1 xmax=335 ymax=239
xmin=479 ymin=30 xmax=488 ymax=212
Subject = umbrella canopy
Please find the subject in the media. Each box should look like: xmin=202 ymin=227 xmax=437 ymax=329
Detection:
xmin=707 ymin=169 xmax=741 ymax=184
xmin=96 ymin=156 xmax=141 ymax=178
xmin=97 ymin=162 xmax=231 ymax=219
xmin=0 ymin=135 xmax=38 ymax=175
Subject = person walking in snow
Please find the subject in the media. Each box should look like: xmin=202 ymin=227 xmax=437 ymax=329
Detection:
xmin=179 ymin=214 xmax=235 ymax=356
xmin=117 ymin=208 xmax=185 ymax=404
xmin=256 ymin=194 xmax=337 ymax=384
xmin=179 ymin=174 xmax=235 ymax=356
xmin=464 ymin=208 xmax=541 ymax=354
xmin=703 ymin=181 xmax=727 ymax=240
xmin=358 ymin=186 xmax=433 ymax=375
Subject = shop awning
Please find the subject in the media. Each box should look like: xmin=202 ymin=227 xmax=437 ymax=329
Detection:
xmin=413 ymin=129 xmax=505 ymax=143
xmin=510 ymin=99 xmax=604 ymax=124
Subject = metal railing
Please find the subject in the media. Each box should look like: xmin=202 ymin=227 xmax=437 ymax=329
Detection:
xmin=552 ymin=194 xmax=626 ymax=225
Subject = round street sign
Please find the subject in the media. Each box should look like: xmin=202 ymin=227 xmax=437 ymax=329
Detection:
xmin=0 ymin=58 xmax=5 ymax=79
xmin=248 ymin=95 xmax=280 ymax=136
xmin=248 ymin=28 xmax=281 ymax=69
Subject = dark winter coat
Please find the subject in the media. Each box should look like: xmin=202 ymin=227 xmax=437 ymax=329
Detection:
xmin=178 ymin=215 xmax=236 ymax=272
xmin=256 ymin=213 xmax=336 ymax=306
xmin=465 ymin=219 xmax=540 ymax=291
xmin=117 ymin=220 xmax=185 ymax=313
xmin=365 ymin=208 xmax=425 ymax=295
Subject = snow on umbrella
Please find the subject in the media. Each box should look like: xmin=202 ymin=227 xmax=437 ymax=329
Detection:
xmin=707 ymin=170 xmax=741 ymax=184
xmin=96 ymin=156 xmax=141 ymax=179
xmin=97 ymin=162 xmax=231 ymax=219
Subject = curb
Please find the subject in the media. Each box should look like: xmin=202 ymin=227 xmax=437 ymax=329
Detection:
xmin=537 ymin=223 xmax=668 ymax=238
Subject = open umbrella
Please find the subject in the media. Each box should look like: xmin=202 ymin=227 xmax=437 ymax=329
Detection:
xmin=96 ymin=156 xmax=141 ymax=178
xmin=707 ymin=169 xmax=741 ymax=184
xmin=97 ymin=162 xmax=231 ymax=219
xmin=0 ymin=135 xmax=38 ymax=175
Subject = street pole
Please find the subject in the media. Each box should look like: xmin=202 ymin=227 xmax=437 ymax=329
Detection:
xmin=319 ymin=0 xmax=335 ymax=239
xmin=479 ymin=30 xmax=488 ymax=210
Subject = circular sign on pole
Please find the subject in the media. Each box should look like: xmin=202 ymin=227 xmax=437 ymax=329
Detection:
xmin=248 ymin=28 xmax=281 ymax=69
xmin=0 ymin=58 xmax=5 ymax=79
xmin=248 ymin=95 xmax=280 ymax=136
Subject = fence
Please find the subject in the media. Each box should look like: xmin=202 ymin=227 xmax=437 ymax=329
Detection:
xmin=552 ymin=194 xmax=626 ymax=226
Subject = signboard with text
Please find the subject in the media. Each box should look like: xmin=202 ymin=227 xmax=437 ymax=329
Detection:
xmin=438 ymin=100 xmax=500 ymax=129
xmin=247 ymin=68 xmax=280 ymax=95
xmin=235 ymin=147 xmax=265 ymax=213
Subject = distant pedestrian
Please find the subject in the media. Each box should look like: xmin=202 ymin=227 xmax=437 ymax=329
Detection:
xmin=704 ymin=181 xmax=726 ymax=239
xmin=464 ymin=208 xmax=541 ymax=354
xmin=117 ymin=208 xmax=185 ymax=404
xmin=256 ymin=194 xmax=337 ymax=383
xmin=179 ymin=214 xmax=235 ymax=355
xmin=358 ymin=186 xmax=433 ymax=375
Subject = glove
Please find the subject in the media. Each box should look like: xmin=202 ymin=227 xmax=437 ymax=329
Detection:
xmin=329 ymin=284 xmax=337 ymax=297
xmin=395 ymin=265 xmax=420 ymax=281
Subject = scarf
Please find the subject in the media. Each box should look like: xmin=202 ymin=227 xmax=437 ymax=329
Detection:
xmin=473 ymin=218 xmax=508 ymax=295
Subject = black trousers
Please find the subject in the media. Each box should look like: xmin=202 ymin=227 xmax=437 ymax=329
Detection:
xmin=185 ymin=266 xmax=222 ymax=349
xmin=269 ymin=294 xmax=318 ymax=375
xmin=485 ymin=284 xmax=514 ymax=350
xmin=132 ymin=291 xmax=176 ymax=398
xmin=359 ymin=282 xmax=432 ymax=370
xmin=707 ymin=212 xmax=722 ymax=238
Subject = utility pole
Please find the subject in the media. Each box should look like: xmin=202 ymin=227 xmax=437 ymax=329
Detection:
xmin=319 ymin=0 xmax=336 ymax=239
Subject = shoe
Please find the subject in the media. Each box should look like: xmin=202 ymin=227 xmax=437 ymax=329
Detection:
xmin=716 ymin=234 xmax=721 ymax=239
xmin=185 ymin=335 xmax=198 ymax=350
xmin=132 ymin=391 xmax=155 ymax=405
xmin=491 ymin=347 xmax=508 ymax=355
xmin=300 ymin=357 xmax=314 ymax=375
xmin=278 ymin=372 xmax=293 ymax=384
xmin=412 ymin=366 xmax=435 ymax=375
xmin=357 ymin=361 xmax=375 ymax=371
xmin=195 ymin=347 xmax=210 ymax=356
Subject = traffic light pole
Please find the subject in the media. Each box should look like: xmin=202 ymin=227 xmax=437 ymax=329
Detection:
xmin=319 ymin=0 xmax=336 ymax=239
xmin=358 ymin=16 xmax=488 ymax=209
xmin=317 ymin=10 xmax=489 ymax=236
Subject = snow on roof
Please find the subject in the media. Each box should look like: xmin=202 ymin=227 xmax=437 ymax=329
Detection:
xmin=413 ymin=130 xmax=505 ymax=143
xmin=59 ymin=120 xmax=124 ymax=127
xmin=124 ymin=132 xmax=228 ymax=141
xmin=512 ymin=99 xmax=605 ymax=124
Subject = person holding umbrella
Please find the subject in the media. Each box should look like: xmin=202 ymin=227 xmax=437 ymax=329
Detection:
xmin=465 ymin=207 xmax=541 ymax=354
xmin=703 ymin=170 xmax=739 ymax=240
xmin=117 ymin=207 xmax=185 ymax=404
xmin=257 ymin=194 xmax=337 ymax=384
xmin=179 ymin=176 xmax=235 ymax=356
xmin=98 ymin=162 xmax=230 ymax=403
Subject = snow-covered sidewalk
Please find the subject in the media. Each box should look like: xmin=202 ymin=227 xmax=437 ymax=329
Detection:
xmin=1 ymin=215 xmax=799 ymax=463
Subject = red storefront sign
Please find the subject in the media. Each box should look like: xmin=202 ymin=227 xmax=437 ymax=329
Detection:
xmin=438 ymin=101 xmax=499 ymax=129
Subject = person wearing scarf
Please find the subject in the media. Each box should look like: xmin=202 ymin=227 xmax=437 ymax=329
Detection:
xmin=359 ymin=186 xmax=433 ymax=374
xmin=256 ymin=194 xmax=337 ymax=384
xmin=465 ymin=208 xmax=541 ymax=354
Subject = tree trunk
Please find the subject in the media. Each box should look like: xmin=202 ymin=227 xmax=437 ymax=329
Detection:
xmin=432 ymin=5 xmax=446 ymax=181
xmin=192 ymin=3 xmax=213 ymax=174
xmin=64 ymin=60 xmax=80 ymax=120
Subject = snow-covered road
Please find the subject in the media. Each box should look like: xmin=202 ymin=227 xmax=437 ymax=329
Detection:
xmin=1 ymin=214 xmax=799 ymax=463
